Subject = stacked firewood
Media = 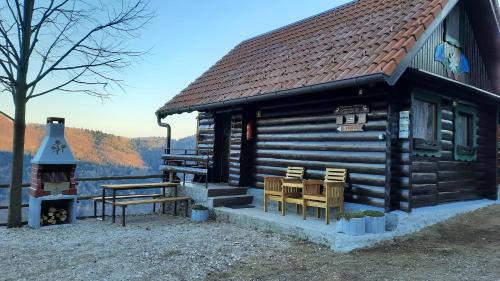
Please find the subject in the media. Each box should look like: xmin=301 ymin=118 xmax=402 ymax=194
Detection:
xmin=42 ymin=207 xmax=68 ymax=225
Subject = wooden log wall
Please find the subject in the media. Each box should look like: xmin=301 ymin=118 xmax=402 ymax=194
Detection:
xmin=388 ymin=91 xmax=411 ymax=212
xmin=410 ymin=95 xmax=497 ymax=208
xmin=197 ymin=112 xmax=215 ymax=171
xmin=228 ymin=113 xmax=243 ymax=187
xmin=251 ymin=93 xmax=390 ymax=209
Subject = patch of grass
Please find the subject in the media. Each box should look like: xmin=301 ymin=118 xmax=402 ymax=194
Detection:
xmin=363 ymin=210 xmax=384 ymax=217
xmin=335 ymin=211 xmax=365 ymax=221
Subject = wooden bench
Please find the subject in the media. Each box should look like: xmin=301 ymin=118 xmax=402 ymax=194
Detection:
xmin=92 ymin=194 xmax=163 ymax=217
xmin=114 ymin=196 xmax=191 ymax=226
xmin=100 ymin=182 xmax=179 ymax=223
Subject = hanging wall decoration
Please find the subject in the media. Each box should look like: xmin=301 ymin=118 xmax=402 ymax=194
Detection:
xmin=434 ymin=43 xmax=470 ymax=80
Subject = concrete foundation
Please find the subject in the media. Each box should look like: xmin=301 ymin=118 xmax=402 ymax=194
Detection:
xmin=215 ymin=189 xmax=500 ymax=252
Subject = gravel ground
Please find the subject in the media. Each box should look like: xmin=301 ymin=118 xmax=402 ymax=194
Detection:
xmin=0 ymin=215 xmax=290 ymax=281
xmin=1 ymin=205 xmax=499 ymax=281
xmin=209 ymin=205 xmax=500 ymax=281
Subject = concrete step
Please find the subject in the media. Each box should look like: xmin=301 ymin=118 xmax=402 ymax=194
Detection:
xmin=207 ymin=187 xmax=248 ymax=197
xmin=209 ymin=195 xmax=253 ymax=208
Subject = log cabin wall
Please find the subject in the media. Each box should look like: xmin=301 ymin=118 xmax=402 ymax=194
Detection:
xmin=388 ymin=90 xmax=412 ymax=212
xmin=250 ymin=89 xmax=390 ymax=209
xmin=197 ymin=112 xmax=215 ymax=152
xmin=196 ymin=112 xmax=215 ymax=179
xmin=409 ymin=88 xmax=498 ymax=208
xmin=197 ymin=110 xmax=244 ymax=186
xmin=228 ymin=112 xmax=243 ymax=187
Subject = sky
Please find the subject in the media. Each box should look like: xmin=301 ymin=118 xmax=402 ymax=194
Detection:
xmin=0 ymin=0 xmax=350 ymax=139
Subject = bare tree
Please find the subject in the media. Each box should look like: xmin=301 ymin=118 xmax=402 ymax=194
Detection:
xmin=0 ymin=0 xmax=153 ymax=227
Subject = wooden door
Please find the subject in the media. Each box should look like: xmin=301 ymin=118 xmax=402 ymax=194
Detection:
xmin=213 ymin=114 xmax=231 ymax=183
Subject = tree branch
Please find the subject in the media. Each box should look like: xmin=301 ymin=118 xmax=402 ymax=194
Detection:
xmin=28 ymin=3 xmax=143 ymax=88
xmin=0 ymin=110 xmax=14 ymax=122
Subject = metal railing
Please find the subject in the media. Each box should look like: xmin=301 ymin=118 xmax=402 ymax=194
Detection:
xmin=162 ymin=148 xmax=212 ymax=188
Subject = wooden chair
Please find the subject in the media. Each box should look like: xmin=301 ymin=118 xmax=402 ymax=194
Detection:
xmin=263 ymin=167 xmax=305 ymax=215
xmin=303 ymin=168 xmax=347 ymax=224
xmin=281 ymin=167 xmax=306 ymax=217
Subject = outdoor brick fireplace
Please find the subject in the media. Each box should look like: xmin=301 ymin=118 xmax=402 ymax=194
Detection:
xmin=28 ymin=117 xmax=78 ymax=228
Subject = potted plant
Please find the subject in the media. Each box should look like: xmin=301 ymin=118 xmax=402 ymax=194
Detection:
xmin=191 ymin=204 xmax=209 ymax=222
xmin=335 ymin=211 xmax=366 ymax=236
xmin=363 ymin=210 xmax=385 ymax=234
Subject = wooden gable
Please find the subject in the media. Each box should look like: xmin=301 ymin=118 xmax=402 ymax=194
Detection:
xmin=410 ymin=3 xmax=494 ymax=93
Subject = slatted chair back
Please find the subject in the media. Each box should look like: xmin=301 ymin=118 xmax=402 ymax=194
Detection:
xmin=264 ymin=177 xmax=282 ymax=192
xmin=285 ymin=167 xmax=305 ymax=180
xmin=325 ymin=181 xmax=345 ymax=203
xmin=323 ymin=168 xmax=347 ymax=183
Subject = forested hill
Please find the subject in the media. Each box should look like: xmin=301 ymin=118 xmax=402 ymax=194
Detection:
xmin=0 ymin=116 xmax=195 ymax=183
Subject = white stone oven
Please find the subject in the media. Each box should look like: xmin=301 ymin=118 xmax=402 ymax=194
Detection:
xmin=28 ymin=117 xmax=78 ymax=228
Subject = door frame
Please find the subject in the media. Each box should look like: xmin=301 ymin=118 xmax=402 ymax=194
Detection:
xmin=213 ymin=113 xmax=231 ymax=183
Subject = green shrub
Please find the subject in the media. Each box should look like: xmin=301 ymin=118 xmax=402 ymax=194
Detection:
xmin=335 ymin=211 xmax=365 ymax=221
xmin=350 ymin=211 xmax=366 ymax=219
xmin=363 ymin=210 xmax=385 ymax=217
xmin=335 ymin=212 xmax=348 ymax=221
xmin=192 ymin=204 xmax=208 ymax=211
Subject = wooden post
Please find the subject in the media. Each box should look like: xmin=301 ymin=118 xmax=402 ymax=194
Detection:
xmin=121 ymin=206 xmax=126 ymax=227
xmin=101 ymin=188 xmax=106 ymax=220
xmin=112 ymin=189 xmax=116 ymax=223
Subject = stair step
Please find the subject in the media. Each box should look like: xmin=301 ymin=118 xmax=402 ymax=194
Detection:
xmin=207 ymin=187 xmax=247 ymax=197
xmin=209 ymin=195 xmax=253 ymax=208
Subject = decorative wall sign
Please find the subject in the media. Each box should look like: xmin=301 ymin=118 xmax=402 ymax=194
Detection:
xmin=357 ymin=113 xmax=367 ymax=124
xmin=399 ymin=111 xmax=410 ymax=139
xmin=345 ymin=114 xmax=356 ymax=124
xmin=334 ymin=104 xmax=369 ymax=115
xmin=337 ymin=124 xmax=364 ymax=132
xmin=334 ymin=104 xmax=369 ymax=132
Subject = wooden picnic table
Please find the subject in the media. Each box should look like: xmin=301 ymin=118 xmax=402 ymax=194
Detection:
xmin=100 ymin=182 xmax=179 ymax=223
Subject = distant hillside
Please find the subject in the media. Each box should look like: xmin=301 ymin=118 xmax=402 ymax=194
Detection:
xmin=0 ymin=116 xmax=195 ymax=169
xmin=0 ymin=117 xmax=196 ymax=222
xmin=131 ymin=136 xmax=196 ymax=171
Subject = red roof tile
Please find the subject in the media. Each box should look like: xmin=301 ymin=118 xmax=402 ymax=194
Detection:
xmin=158 ymin=0 xmax=449 ymax=116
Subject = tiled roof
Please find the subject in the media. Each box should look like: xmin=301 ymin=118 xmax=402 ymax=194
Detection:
xmin=158 ymin=0 xmax=449 ymax=116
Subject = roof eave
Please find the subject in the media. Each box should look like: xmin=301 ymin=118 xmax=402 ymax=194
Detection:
xmin=408 ymin=68 xmax=500 ymax=101
xmin=156 ymin=73 xmax=389 ymax=118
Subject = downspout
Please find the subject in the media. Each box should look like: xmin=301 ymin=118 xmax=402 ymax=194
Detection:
xmin=157 ymin=113 xmax=173 ymax=182
xmin=156 ymin=113 xmax=171 ymax=155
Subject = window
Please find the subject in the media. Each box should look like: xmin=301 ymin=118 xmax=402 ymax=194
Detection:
xmin=454 ymin=104 xmax=477 ymax=161
xmin=445 ymin=5 xmax=464 ymax=48
xmin=457 ymin=112 xmax=473 ymax=146
xmin=412 ymin=92 xmax=441 ymax=157
xmin=413 ymin=99 xmax=438 ymax=142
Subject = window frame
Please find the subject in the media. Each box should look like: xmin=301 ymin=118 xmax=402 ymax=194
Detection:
xmin=444 ymin=4 xmax=465 ymax=48
xmin=411 ymin=91 xmax=442 ymax=157
xmin=454 ymin=103 xmax=477 ymax=161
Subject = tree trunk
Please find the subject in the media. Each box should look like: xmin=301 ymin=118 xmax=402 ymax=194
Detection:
xmin=7 ymin=89 xmax=27 ymax=228
xmin=7 ymin=0 xmax=33 ymax=228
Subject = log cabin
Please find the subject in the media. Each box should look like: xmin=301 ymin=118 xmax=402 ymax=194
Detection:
xmin=156 ymin=0 xmax=499 ymax=212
